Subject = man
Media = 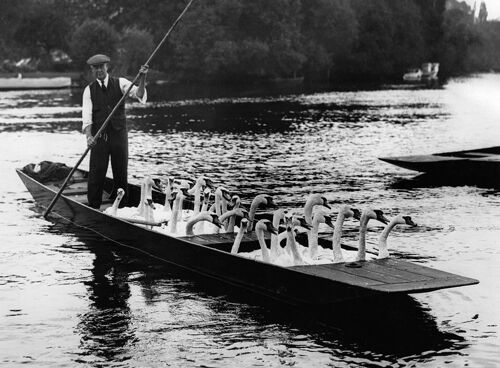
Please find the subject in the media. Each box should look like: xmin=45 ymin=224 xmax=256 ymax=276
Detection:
xmin=82 ymin=53 xmax=148 ymax=209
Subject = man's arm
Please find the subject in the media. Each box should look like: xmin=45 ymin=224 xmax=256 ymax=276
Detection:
xmin=119 ymin=65 xmax=148 ymax=103
xmin=82 ymin=86 xmax=96 ymax=147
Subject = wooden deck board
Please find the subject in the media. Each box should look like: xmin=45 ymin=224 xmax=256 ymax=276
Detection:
xmin=291 ymin=258 xmax=478 ymax=293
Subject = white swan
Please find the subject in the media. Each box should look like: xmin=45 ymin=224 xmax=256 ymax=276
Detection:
xmin=185 ymin=211 xmax=222 ymax=236
xmin=103 ymin=188 xmax=125 ymax=216
xmin=162 ymin=177 xmax=174 ymax=213
xmin=219 ymin=207 xmax=249 ymax=230
xmin=248 ymin=194 xmax=276 ymax=231
xmin=304 ymin=193 xmax=330 ymax=226
xmin=231 ymin=218 xmax=249 ymax=254
xmin=188 ymin=176 xmax=213 ymax=215
xmin=284 ymin=216 xmax=307 ymax=266
xmin=354 ymin=207 xmax=389 ymax=262
xmin=168 ymin=191 xmax=182 ymax=234
xmin=377 ymin=214 xmax=416 ymax=259
xmin=270 ymin=209 xmax=287 ymax=259
xmin=254 ymin=219 xmax=277 ymax=263
xmin=327 ymin=205 xmax=361 ymax=263
xmin=226 ymin=195 xmax=242 ymax=233
xmin=308 ymin=211 xmax=335 ymax=260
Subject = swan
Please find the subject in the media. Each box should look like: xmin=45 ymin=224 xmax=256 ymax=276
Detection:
xmin=248 ymin=194 xmax=276 ymax=231
xmin=326 ymin=205 xmax=361 ymax=263
xmin=377 ymin=214 xmax=416 ymax=259
xmin=194 ymin=188 xmax=212 ymax=234
xmin=231 ymin=218 xmax=249 ymax=254
xmin=168 ymin=191 xmax=182 ymax=234
xmin=188 ymin=176 xmax=214 ymax=215
xmin=279 ymin=214 xmax=312 ymax=255
xmin=284 ymin=216 xmax=308 ymax=266
xmin=219 ymin=207 xmax=249 ymax=230
xmin=304 ymin=193 xmax=330 ymax=226
xmin=308 ymin=211 xmax=335 ymax=260
xmin=270 ymin=209 xmax=287 ymax=259
xmin=162 ymin=177 xmax=174 ymax=213
xmin=185 ymin=211 xmax=222 ymax=236
xmin=254 ymin=219 xmax=277 ymax=263
xmin=354 ymin=207 xmax=389 ymax=262
xmin=103 ymin=188 xmax=125 ymax=216
xmin=226 ymin=195 xmax=242 ymax=233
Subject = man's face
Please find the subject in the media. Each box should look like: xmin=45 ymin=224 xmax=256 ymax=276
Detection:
xmin=90 ymin=63 xmax=108 ymax=81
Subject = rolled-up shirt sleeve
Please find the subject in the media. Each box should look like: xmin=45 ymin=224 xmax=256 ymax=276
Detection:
xmin=119 ymin=77 xmax=147 ymax=104
xmin=82 ymin=86 xmax=93 ymax=132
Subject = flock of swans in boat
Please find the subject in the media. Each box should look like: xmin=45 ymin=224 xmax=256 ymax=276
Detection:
xmin=102 ymin=175 xmax=417 ymax=267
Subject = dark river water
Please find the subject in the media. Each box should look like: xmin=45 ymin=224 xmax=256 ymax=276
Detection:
xmin=1 ymin=74 xmax=499 ymax=367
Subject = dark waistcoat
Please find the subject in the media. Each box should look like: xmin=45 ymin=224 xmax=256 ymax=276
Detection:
xmin=89 ymin=77 xmax=126 ymax=135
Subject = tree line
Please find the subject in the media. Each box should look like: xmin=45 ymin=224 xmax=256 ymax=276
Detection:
xmin=1 ymin=0 xmax=499 ymax=84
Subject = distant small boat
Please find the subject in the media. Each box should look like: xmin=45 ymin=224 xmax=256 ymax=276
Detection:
xmin=380 ymin=146 xmax=500 ymax=185
xmin=403 ymin=62 xmax=439 ymax=83
xmin=0 ymin=76 xmax=71 ymax=90
xmin=402 ymin=68 xmax=423 ymax=82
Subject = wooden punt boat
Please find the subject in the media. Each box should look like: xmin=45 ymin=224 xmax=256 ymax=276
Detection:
xmin=0 ymin=76 xmax=71 ymax=90
xmin=379 ymin=146 xmax=500 ymax=184
xmin=16 ymin=163 xmax=478 ymax=306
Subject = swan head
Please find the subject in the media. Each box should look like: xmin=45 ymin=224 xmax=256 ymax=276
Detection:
xmin=203 ymin=188 xmax=211 ymax=200
xmin=207 ymin=212 xmax=223 ymax=228
xmin=306 ymin=194 xmax=331 ymax=209
xmin=362 ymin=207 xmax=389 ymax=224
xmin=152 ymin=178 xmax=162 ymax=191
xmin=312 ymin=211 xmax=334 ymax=228
xmin=291 ymin=214 xmax=312 ymax=230
xmin=256 ymin=219 xmax=278 ymax=235
xmin=235 ymin=209 xmax=250 ymax=227
xmin=116 ymin=188 xmax=125 ymax=200
xmin=174 ymin=179 xmax=193 ymax=190
xmin=393 ymin=214 xmax=417 ymax=226
xmin=239 ymin=218 xmax=249 ymax=231
xmin=252 ymin=194 xmax=277 ymax=208
xmin=215 ymin=187 xmax=232 ymax=201
xmin=229 ymin=195 xmax=241 ymax=209
xmin=340 ymin=205 xmax=361 ymax=220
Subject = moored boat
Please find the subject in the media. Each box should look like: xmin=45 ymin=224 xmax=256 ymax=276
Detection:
xmin=17 ymin=162 xmax=479 ymax=306
xmin=0 ymin=76 xmax=71 ymax=90
xmin=379 ymin=146 xmax=500 ymax=185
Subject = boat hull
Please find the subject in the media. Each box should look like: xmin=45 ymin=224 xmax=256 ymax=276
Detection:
xmin=17 ymin=165 xmax=478 ymax=306
xmin=380 ymin=146 xmax=500 ymax=185
xmin=0 ymin=77 xmax=71 ymax=90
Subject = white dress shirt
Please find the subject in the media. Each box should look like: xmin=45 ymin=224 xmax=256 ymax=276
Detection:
xmin=81 ymin=74 xmax=147 ymax=132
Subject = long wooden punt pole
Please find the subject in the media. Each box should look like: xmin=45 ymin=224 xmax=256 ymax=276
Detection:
xmin=44 ymin=0 xmax=196 ymax=218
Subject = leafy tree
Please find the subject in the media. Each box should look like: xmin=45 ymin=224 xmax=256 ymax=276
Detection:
xmin=14 ymin=4 xmax=70 ymax=59
xmin=69 ymin=19 xmax=120 ymax=70
xmin=115 ymin=27 xmax=154 ymax=76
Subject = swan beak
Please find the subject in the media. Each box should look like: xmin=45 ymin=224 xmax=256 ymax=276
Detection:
xmin=171 ymin=191 xmax=178 ymax=200
xmin=266 ymin=223 xmax=278 ymax=235
xmin=321 ymin=197 xmax=331 ymax=209
xmin=352 ymin=208 xmax=361 ymax=220
xmin=266 ymin=196 xmax=278 ymax=208
xmin=324 ymin=216 xmax=335 ymax=229
xmin=222 ymin=189 xmax=232 ymax=201
xmin=152 ymin=178 xmax=162 ymax=191
xmin=211 ymin=214 xmax=223 ymax=228
xmin=146 ymin=198 xmax=156 ymax=209
xmin=205 ymin=178 xmax=214 ymax=189
xmin=375 ymin=210 xmax=389 ymax=224
xmin=403 ymin=216 xmax=417 ymax=226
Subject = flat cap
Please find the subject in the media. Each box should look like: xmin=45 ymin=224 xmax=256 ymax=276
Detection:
xmin=86 ymin=54 xmax=110 ymax=65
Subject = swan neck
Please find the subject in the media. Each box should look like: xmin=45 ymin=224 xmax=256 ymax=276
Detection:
xmin=332 ymin=212 xmax=345 ymax=262
xmin=256 ymin=228 xmax=270 ymax=262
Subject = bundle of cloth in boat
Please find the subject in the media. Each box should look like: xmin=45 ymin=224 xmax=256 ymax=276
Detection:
xmin=22 ymin=161 xmax=72 ymax=183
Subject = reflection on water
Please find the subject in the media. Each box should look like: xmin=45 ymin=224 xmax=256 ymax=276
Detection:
xmin=1 ymin=74 xmax=499 ymax=366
